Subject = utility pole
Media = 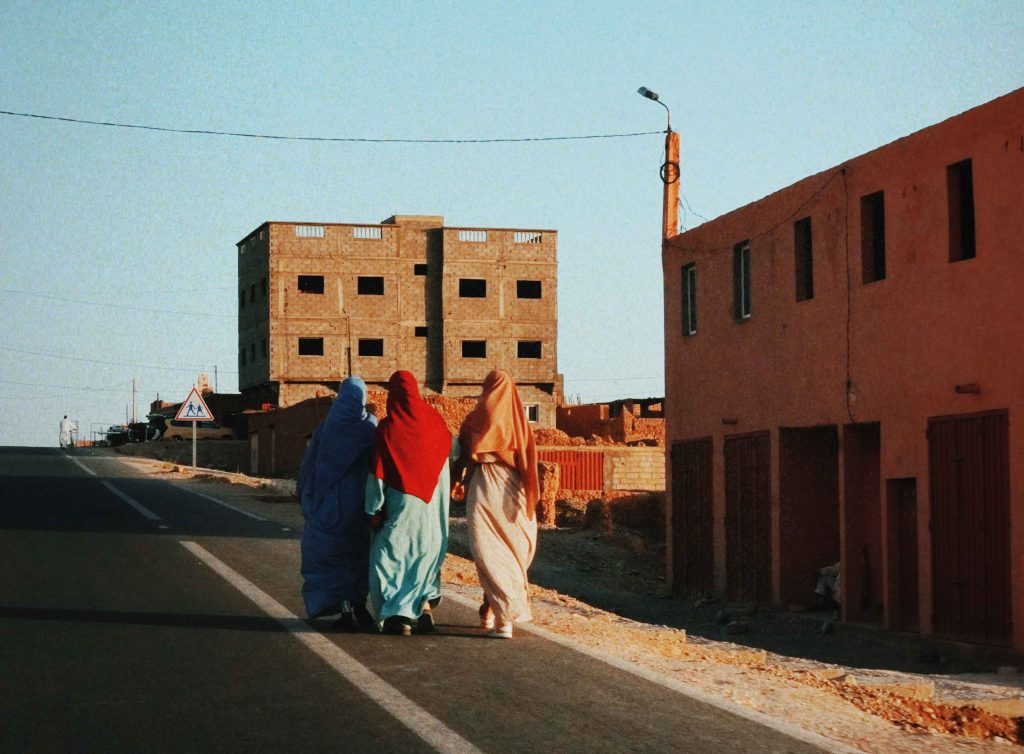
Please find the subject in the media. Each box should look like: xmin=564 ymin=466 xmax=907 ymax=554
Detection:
xmin=637 ymin=87 xmax=680 ymax=240
xmin=131 ymin=379 xmax=136 ymax=424
xmin=214 ymin=365 xmax=218 ymax=393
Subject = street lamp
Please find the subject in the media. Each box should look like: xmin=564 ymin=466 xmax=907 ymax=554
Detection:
xmin=637 ymin=86 xmax=671 ymax=132
xmin=638 ymin=86 xmax=681 ymax=240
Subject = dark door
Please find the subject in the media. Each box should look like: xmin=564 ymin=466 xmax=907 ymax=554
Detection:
xmin=928 ymin=411 xmax=1011 ymax=643
xmin=724 ymin=432 xmax=772 ymax=605
xmin=887 ymin=478 xmax=919 ymax=632
xmin=671 ymin=438 xmax=714 ymax=597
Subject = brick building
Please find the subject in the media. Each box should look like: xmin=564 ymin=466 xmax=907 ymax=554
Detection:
xmin=237 ymin=215 xmax=560 ymax=424
xmin=662 ymin=88 xmax=1024 ymax=650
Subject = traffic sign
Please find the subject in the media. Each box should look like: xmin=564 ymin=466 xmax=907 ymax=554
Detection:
xmin=175 ymin=387 xmax=214 ymax=421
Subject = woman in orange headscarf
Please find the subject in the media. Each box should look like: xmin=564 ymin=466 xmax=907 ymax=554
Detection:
xmin=458 ymin=369 xmax=539 ymax=639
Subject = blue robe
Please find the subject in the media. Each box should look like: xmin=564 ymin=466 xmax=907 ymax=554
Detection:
xmin=298 ymin=378 xmax=377 ymax=619
xmin=365 ymin=437 xmax=459 ymax=622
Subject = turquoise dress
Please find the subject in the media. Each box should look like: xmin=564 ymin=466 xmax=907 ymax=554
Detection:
xmin=365 ymin=437 xmax=460 ymax=622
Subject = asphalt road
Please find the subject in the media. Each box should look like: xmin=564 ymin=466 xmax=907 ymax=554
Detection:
xmin=0 ymin=447 xmax=833 ymax=753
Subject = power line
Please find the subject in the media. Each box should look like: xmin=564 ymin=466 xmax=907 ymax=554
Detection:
xmin=0 ymin=345 xmax=238 ymax=376
xmin=0 ymin=284 xmax=232 ymax=315
xmin=0 ymin=109 xmax=662 ymax=144
xmin=0 ymin=378 xmax=176 ymax=395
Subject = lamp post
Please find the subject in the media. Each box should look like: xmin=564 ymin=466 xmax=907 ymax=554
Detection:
xmin=638 ymin=87 xmax=680 ymax=240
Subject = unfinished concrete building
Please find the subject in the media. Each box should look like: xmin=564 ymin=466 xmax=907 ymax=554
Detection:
xmin=236 ymin=215 xmax=560 ymax=425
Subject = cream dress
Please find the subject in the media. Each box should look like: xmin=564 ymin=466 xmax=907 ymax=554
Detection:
xmin=466 ymin=460 xmax=538 ymax=626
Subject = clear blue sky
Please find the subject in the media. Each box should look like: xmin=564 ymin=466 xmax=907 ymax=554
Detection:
xmin=2 ymin=1 xmax=1021 ymax=446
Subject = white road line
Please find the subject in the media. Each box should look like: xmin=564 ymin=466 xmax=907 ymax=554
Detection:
xmin=442 ymin=591 xmax=864 ymax=754
xmin=181 ymin=487 xmax=267 ymax=522
xmin=101 ymin=480 xmax=164 ymax=523
xmin=179 ymin=541 xmax=482 ymax=754
xmin=64 ymin=453 xmax=98 ymax=477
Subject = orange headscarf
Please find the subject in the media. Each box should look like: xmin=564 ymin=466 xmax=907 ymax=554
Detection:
xmin=458 ymin=370 xmax=539 ymax=516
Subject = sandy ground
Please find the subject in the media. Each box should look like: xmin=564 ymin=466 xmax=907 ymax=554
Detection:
xmin=114 ymin=455 xmax=1024 ymax=752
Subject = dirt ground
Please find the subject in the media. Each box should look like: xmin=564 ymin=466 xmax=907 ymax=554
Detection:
xmin=114 ymin=453 xmax=1024 ymax=751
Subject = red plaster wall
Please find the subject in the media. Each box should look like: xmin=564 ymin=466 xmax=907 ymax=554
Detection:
xmin=662 ymin=88 xmax=1024 ymax=648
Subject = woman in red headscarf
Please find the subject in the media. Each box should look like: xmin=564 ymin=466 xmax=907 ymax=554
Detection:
xmin=458 ymin=369 xmax=539 ymax=639
xmin=366 ymin=371 xmax=458 ymax=635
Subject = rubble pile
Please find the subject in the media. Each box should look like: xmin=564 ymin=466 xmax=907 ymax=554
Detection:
xmin=366 ymin=391 xmax=477 ymax=435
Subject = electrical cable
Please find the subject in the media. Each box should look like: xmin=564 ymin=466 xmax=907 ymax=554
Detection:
xmin=0 ymin=345 xmax=238 ymax=375
xmin=0 ymin=109 xmax=662 ymax=144
xmin=0 ymin=288 xmax=233 ymax=318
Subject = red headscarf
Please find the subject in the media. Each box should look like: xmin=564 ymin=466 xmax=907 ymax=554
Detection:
xmin=371 ymin=371 xmax=453 ymax=503
xmin=458 ymin=369 xmax=539 ymax=516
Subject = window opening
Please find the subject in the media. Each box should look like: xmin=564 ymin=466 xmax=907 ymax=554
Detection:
xmin=459 ymin=279 xmax=487 ymax=298
xmin=681 ymin=263 xmax=697 ymax=336
xmin=414 ymin=263 xmax=429 ymax=276
xmin=298 ymin=337 xmax=324 ymax=356
xmin=732 ymin=242 xmax=752 ymax=320
xmin=948 ymin=159 xmax=976 ymax=262
xmin=794 ymin=217 xmax=814 ymax=301
xmin=517 ymin=341 xmax=542 ymax=359
xmin=298 ymin=275 xmax=325 ymax=294
xmin=414 ymin=326 xmax=429 ymax=337
xmin=517 ymin=280 xmax=542 ymax=299
xmin=524 ymin=404 xmax=539 ymax=422
xmin=357 ymin=276 xmax=384 ymax=295
xmin=358 ymin=339 xmax=384 ymax=357
xmin=861 ymin=191 xmax=886 ymax=283
xmin=462 ymin=340 xmax=486 ymax=358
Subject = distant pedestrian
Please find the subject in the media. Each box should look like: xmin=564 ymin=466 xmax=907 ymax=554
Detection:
xmin=59 ymin=415 xmax=74 ymax=449
xmin=297 ymin=377 xmax=377 ymax=631
xmin=458 ymin=369 xmax=539 ymax=639
xmin=366 ymin=371 xmax=457 ymax=636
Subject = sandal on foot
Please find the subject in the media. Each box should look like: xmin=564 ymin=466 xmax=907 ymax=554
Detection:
xmin=479 ymin=602 xmax=495 ymax=630
xmin=487 ymin=624 xmax=513 ymax=639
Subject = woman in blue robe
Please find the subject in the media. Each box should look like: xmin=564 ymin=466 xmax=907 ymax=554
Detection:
xmin=297 ymin=376 xmax=377 ymax=630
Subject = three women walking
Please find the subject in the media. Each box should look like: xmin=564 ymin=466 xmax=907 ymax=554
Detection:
xmin=298 ymin=368 xmax=538 ymax=639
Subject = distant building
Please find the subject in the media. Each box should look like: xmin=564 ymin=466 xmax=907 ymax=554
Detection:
xmin=662 ymin=88 xmax=1024 ymax=650
xmin=557 ymin=398 xmax=664 ymax=446
xmin=236 ymin=214 xmax=560 ymax=425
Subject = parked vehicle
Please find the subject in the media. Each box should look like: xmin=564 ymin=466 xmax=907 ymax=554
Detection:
xmin=161 ymin=419 xmax=235 ymax=441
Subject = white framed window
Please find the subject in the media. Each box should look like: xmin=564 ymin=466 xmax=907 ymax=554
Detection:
xmin=295 ymin=225 xmax=325 ymax=238
xmin=733 ymin=241 xmax=752 ymax=321
xmin=524 ymin=404 xmax=539 ymax=423
xmin=681 ymin=263 xmax=697 ymax=336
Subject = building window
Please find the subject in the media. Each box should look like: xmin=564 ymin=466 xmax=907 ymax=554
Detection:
xmin=240 ymin=289 xmax=246 ymax=309
xmin=261 ymin=339 xmax=267 ymax=358
xmin=732 ymin=241 xmax=752 ymax=321
xmin=295 ymin=225 xmax=324 ymax=238
xmin=462 ymin=340 xmax=486 ymax=358
xmin=357 ymin=276 xmax=384 ymax=295
xmin=249 ymin=343 xmax=256 ymax=362
xmin=352 ymin=226 xmax=383 ymax=240
xmin=458 ymin=229 xmax=487 ymax=243
xmin=414 ymin=326 xmax=429 ymax=337
xmin=681 ymin=263 xmax=697 ymax=336
xmin=517 ymin=340 xmax=542 ymax=359
xmin=948 ymin=158 xmax=976 ymax=262
xmin=358 ymin=338 xmax=384 ymax=356
xmin=239 ymin=346 xmax=246 ymax=367
xmin=794 ymin=217 xmax=814 ymax=301
xmin=249 ymin=284 xmax=256 ymax=304
xmin=861 ymin=191 xmax=886 ymax=283
xmin=516 ymin=280 xmax=542 ymax=299
xmin=513 ymin=231 xmax=542 ymax=244
xmin=524 ymin=404 xmax=539 ymax=422
xmin=459 ymin=279 xmax=487 ymax=298
xmin=298 ymin=275 xmax=325 ymax=294
xmin=413 ymin=263 xmax=429 ymax=276
xmin=298 ymin=338 xmax=324 ymax=356
xmin=260 ymin=277 xmax=267 ymax=296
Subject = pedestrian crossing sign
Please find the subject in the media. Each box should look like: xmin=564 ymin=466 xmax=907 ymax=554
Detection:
xmin=175 ymin=387 xmax=214 ymax=421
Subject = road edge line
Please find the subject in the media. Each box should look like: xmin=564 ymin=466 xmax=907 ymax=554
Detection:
xmin=179 ymin=486 xmax=268 ymax=522
xmin=64 ymin=453 xmax=98 ymax=476
xmin=178 ymin=541 xmax=483 ymax=754
xmin=100 ymin=480 xmax=163 ymax=522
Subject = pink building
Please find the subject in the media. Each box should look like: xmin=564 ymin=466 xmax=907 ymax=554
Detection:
xmin=661 ymin=88 xmax=1024 ymax=649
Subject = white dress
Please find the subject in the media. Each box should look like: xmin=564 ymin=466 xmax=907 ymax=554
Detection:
xmin=466 ymin=461 xmax=537 ymax=626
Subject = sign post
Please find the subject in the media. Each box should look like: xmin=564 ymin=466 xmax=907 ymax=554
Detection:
xmin=174 ymin=386 xmax=214 ymax=471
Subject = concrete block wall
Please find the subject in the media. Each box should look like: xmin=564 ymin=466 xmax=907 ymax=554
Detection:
xmin=603 ymin=447 xmax=666 ymax=491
